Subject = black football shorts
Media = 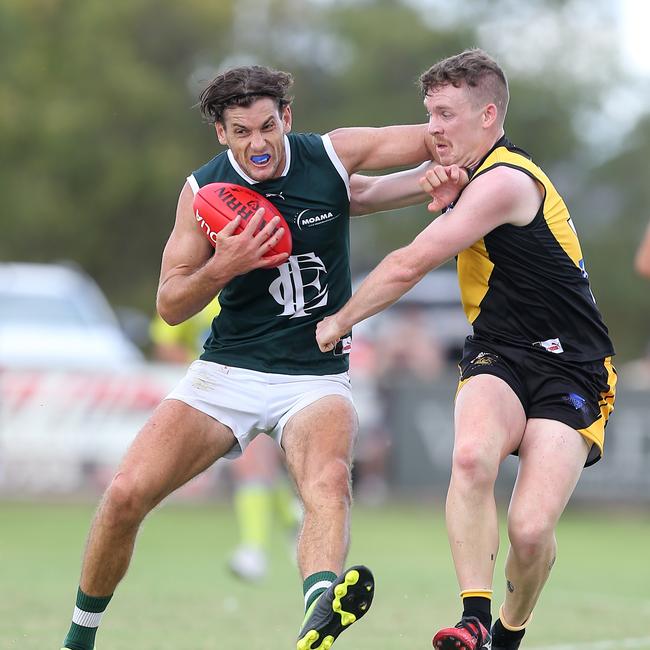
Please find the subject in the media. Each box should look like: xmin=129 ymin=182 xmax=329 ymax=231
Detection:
xmin=457 ymin=336 xmax=616 ymax=466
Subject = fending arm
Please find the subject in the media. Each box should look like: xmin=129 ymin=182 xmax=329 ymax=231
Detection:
xmin=349 ymin=163 xmax=431 ymax=216
xmin=316 ymin=166 xmax=541 ymax=351
xmin=350 ymin=163 xmax=468 ymax=217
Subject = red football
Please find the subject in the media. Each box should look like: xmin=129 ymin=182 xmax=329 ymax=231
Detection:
xmin=193 ymin=182 xmax=292 ymax=264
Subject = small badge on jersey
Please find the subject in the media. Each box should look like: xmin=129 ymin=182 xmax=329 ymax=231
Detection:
xmin=334 ymin=335 xmax=352 ymax=356
xmin=533 ymin=338 xmax=564 ymax=354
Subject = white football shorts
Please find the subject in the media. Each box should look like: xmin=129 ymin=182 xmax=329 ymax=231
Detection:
xmin=165 ymin=360 xmax=354 ymax=458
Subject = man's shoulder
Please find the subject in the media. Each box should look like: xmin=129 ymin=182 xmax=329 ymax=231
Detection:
xmin=288 ymin=131 xmax=324 ymax=141
xmin=473 ymin=138 xmax=543 ymax=181
xmin=287 ymin=132 xmax=326 ymax=152
xmin=486 ymin=138 xmax=532 ymax=165
xmin=288 ymin=132 xmax=349 ymax=188
xmin=191 ymin=149 xmax=230 ymax=182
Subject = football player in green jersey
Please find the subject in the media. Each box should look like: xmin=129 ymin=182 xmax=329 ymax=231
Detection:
xmin=61 ymin=65 xmax=463 ymax=650
xmin=317 ymin=49 xmax=616 ymax=650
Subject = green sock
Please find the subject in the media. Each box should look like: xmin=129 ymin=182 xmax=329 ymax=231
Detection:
xmin=303 ymin=571 xmax=337 ymax=612
xmin=63 ymin=587 xmax=112 ymax=650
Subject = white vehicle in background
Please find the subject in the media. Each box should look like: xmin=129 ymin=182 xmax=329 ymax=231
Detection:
xmin=0 ymin=263 xmax=178 ymax=494
xmin=0 ymin=262 xmax=144 ymax=369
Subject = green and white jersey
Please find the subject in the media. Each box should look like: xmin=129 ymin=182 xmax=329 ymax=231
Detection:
xmin=187 ymin=133 xmax=352 ymax=375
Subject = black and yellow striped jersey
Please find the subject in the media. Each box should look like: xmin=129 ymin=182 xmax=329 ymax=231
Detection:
xmin=456 ymin=136 xmax=614 ymax=362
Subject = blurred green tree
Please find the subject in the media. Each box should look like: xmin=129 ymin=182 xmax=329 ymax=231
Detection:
xmin=1 ymin=0 xmax=646 ymax=358
xmin=573 ymin=115 xmax=650 ymax=358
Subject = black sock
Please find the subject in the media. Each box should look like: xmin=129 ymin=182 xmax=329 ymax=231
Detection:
xmin=492 ymin=618 xmax=526 ymax=645
xmin=462 ymin=596 xmax=492 ymax=632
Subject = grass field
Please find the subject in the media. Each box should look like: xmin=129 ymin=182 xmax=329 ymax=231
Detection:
xmin=1 ymin=500 xmax=648 ymax=650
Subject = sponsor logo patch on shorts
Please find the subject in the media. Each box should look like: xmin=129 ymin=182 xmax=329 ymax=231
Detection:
xmin=470 ymin=351 xmax=498 ymax=366
xmin=533 ymin=337 xmax=564 ymax=354
xmin=563 ymin=392 xmax=587 ymax=410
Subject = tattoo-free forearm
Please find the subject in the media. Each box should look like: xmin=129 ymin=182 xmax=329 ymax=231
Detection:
xmin=156 ymin=258 xmax=232 ymax=325
xmin=336 ymin=248 xmax=426 ymax=332
xmin=350 ymin=163 xmax=431 ymax=217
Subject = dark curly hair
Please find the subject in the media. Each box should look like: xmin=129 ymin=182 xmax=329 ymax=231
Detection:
xmin=199 ymin=65 xmax=294 ymax=124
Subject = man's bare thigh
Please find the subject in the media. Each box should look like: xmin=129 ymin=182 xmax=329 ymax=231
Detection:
xmin=116 ymin=398 xmax=237 ymax=503
xmin=282 ymin=395 xmax=357 ymax=486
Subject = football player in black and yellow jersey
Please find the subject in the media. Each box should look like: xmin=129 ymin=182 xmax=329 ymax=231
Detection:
xmin=317 ymin=49 xmax=616 ymax=650
xmin=60 ymin=65 xmax=465 ymax=650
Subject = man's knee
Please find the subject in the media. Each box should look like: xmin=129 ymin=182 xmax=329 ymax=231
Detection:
xmin=507 ymin=513 xmax=557 ymax=563
xmin=451 ymin=440 xmax=499 ymax=488
xmin=301 ymin=458 xmax=352 ymax=509
xmin=102 ymin=472 xmax=155 ymax=527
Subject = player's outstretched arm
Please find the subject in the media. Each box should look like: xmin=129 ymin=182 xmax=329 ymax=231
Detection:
xmin=157 ymin=182 xmax=287 ymax=325
xmin=316 ymin=167 xmax=540 ymax=352
xmin=328 ymin=123 xmax=434 ymax=175
xmin=350 ymin=163 xmax=468 ymax=216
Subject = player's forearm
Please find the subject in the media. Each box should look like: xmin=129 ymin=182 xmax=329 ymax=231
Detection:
xmin=157 ymin=261 xmax=232 ymax=325
xmin=337 ymin=249 xmax=426 ymax=332
xmin=350 ymin=163 xmax=430 ymax=217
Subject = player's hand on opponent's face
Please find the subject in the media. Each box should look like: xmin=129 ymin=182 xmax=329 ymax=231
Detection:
xmin=210 ymin=208 xmax=289 ymax=274
xmin=316 ymin=315 xmax=344 ymax=353
xmin=419 ymin=164 xmax=468 ymax=212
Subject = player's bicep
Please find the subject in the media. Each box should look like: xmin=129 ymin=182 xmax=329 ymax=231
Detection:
xmin=404 ymin=175 xmax=522 ymax=274
xmin=159 ymin=182 xmax=213 ymax=284
xmin=328 ymin=124 xmax=430 ymax=174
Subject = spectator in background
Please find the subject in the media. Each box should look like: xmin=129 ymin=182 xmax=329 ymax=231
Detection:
xmin=634 ymin=221 xmax=650 ymax=279
xmin=149 ymin=297 xmax=216 ymax=364
xmin=149 ymin=297 xmax=301 ymax=582
xmin=624 ymin=221 xmax=650 ymax=386
xmin=354 ymin=304 xmax=446 ymax=504
xmin=346 ymin=331 xmax=391 ymax=505
xmin=375 ymin=304 xmax=445 ymax=381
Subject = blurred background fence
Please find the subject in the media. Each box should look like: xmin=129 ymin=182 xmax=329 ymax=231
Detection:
xmin=3 ymin=5 xmax=650 ymax=649
xmin=2 ymin=365 xmax=648 ymax=503
xmin=2 ymin=0 xmax=650 ymax=357
xmin=2 ymin=0 xmax=650 ymax=503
